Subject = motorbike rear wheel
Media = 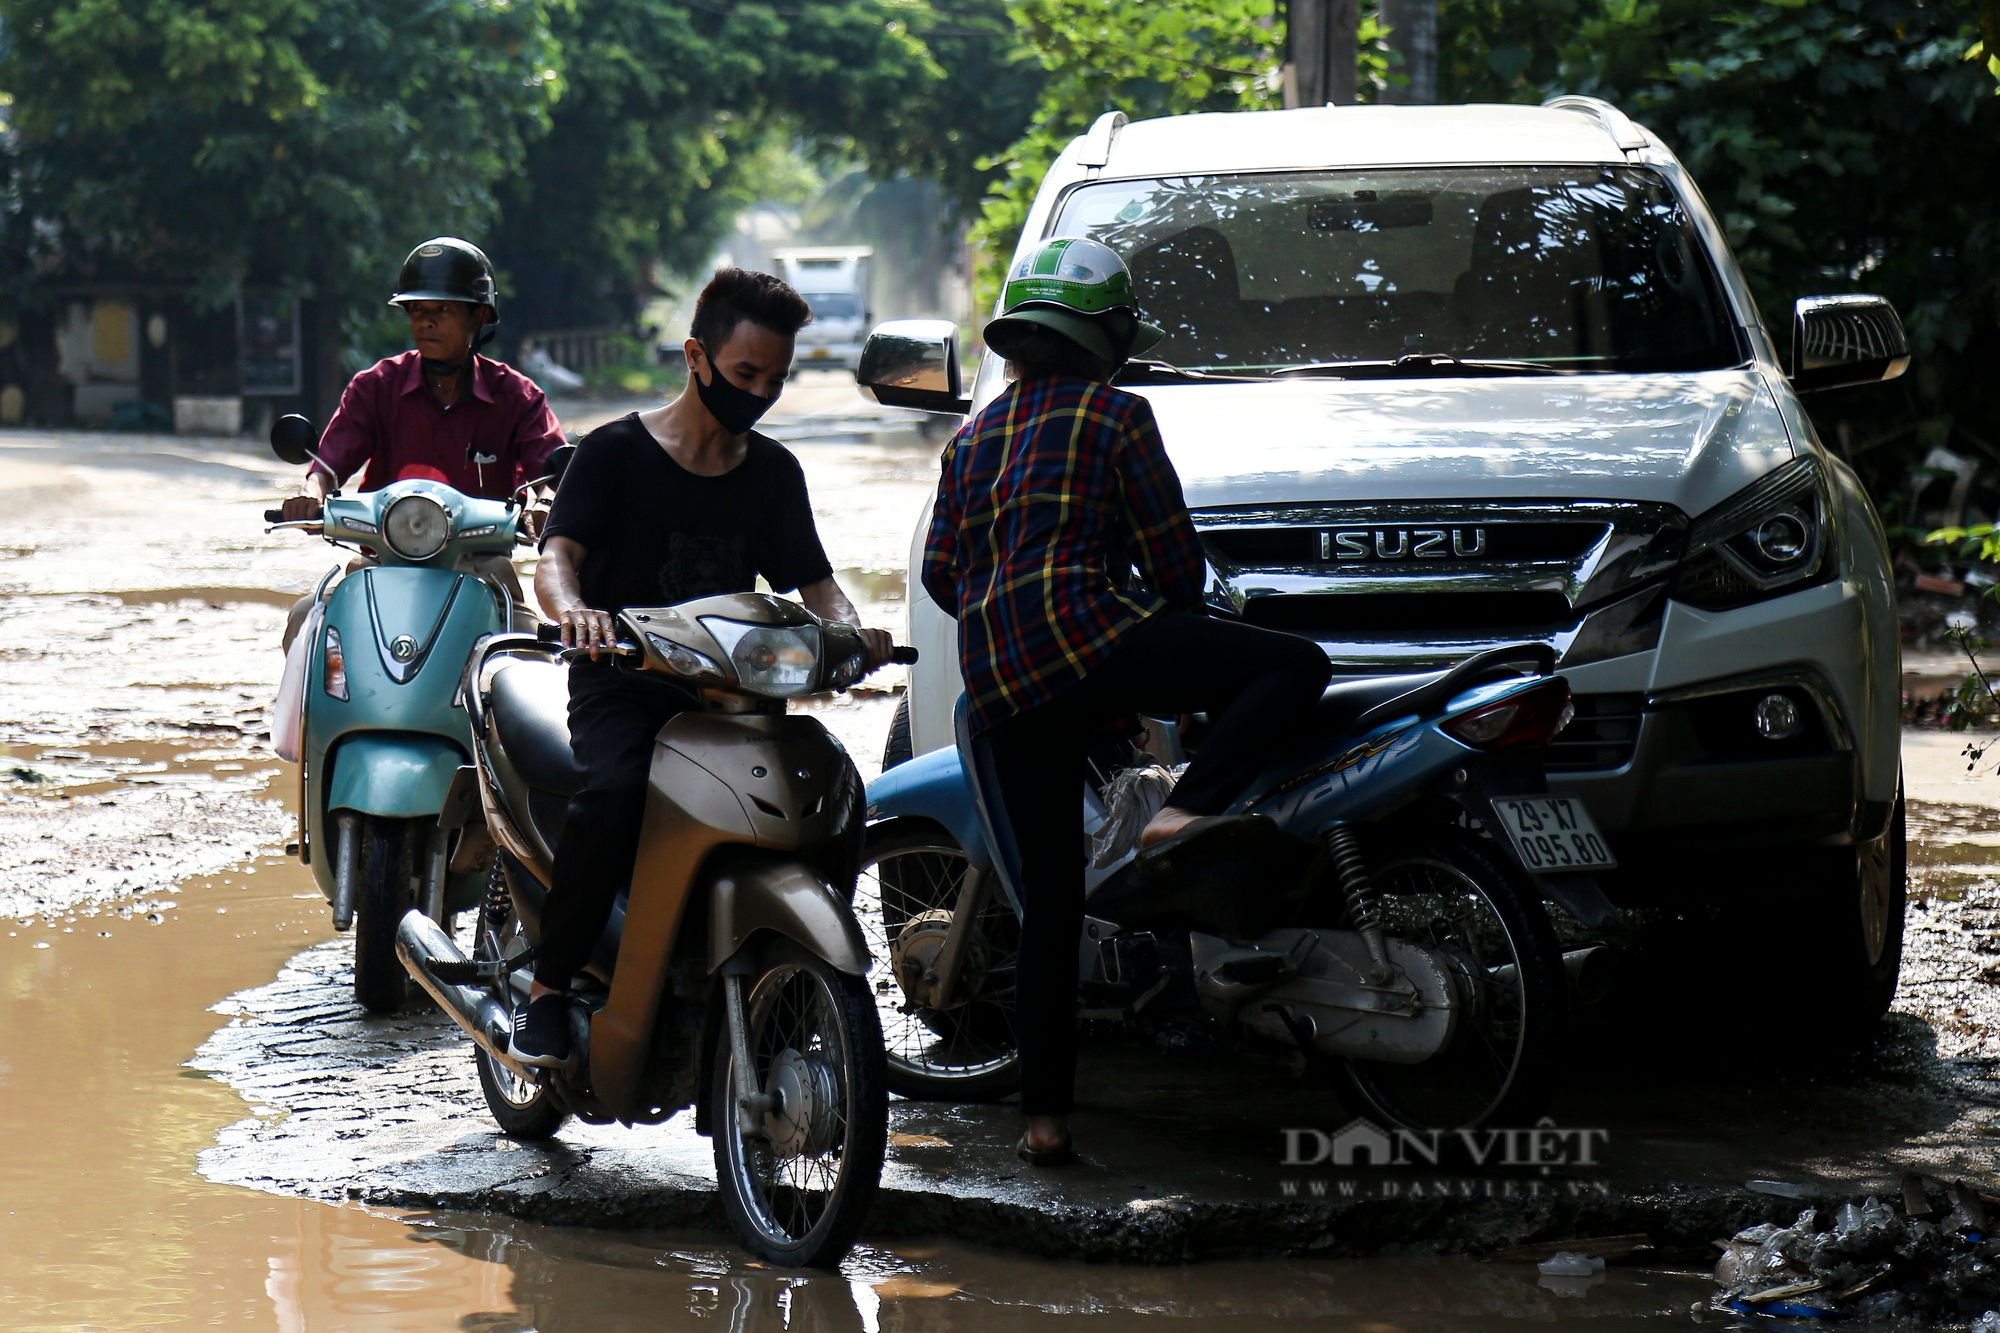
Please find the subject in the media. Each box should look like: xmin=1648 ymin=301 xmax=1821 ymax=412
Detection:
xmin=1333 ymin=826 xmax=1566 ymax=1133
xmin=712 ymin=938 xmax=886 ymax=1268
xmin=853 ymin=822 xmax=1021 ymax=1102
xmin=353 ymin=817 xmax=414 ymax=1013
xmin=473 ymin=860 xmax=569 ymax=1139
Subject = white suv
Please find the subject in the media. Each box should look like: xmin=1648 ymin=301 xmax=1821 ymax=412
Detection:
xmin=861 ymin=97 xmax=1911 ymax=1028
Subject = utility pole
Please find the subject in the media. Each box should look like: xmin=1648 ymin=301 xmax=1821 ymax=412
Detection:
xmin=1379 ymin=0 xmax=1438 ymax=104
xmin=1283 ymin=0 xmax=1359 ymax=108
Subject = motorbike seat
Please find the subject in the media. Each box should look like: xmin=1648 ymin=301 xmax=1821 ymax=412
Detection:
xmin=1308 ymin=669 xmax=1453 ymax=739
xmin=486 ymin=659 xmax=583 ymax=798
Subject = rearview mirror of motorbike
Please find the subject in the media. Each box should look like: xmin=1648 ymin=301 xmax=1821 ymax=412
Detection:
xmin=270 ymin=413 xmax=319 ymax=468
xmin=514 ymin=442 xmax=577 ymax=507
xmin=547 ymin=442 xmax=576 ymax=484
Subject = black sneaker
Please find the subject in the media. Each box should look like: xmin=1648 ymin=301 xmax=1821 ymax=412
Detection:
xmin=507 ymin=993 xmax=572 ymax=1068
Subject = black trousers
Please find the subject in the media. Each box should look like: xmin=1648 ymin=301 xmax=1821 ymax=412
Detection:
xmin=535 ymin=666 xmax=688 ymax=990
xmin=981 ymin=612 xmax=1332 ymax=1116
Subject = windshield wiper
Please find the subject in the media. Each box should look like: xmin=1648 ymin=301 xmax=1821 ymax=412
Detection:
xmin=1113 ymin=359 xmax=1263 ymax=385
xmin=1269 ymin=353 xmax=1555 ymax=379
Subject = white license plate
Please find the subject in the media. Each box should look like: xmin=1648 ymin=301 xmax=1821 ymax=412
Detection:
xmin=1491 ymin=797 xmax=1617 ymax=872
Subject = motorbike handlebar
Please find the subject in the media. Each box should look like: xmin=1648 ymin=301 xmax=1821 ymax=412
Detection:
xmin=559 ymin=641 xmax=642 ymax=663
xmin=889 ymin=646 xmax=919 ymax=665
xmin=263 ymin=508 xmax=286 ymax=523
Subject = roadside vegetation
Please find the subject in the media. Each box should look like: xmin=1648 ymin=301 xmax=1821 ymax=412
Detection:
xmin=0 ymin=0 xmax=1993 ymax=555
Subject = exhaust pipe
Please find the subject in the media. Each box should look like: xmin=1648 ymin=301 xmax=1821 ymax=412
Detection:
xmin=1489 ymin=945 xmax=1619 ymax=1007
xmin=1564 ymin=944 xmax=1618 ymax=1007
xmin=395 ymin=909 xmax=539 ymax=1082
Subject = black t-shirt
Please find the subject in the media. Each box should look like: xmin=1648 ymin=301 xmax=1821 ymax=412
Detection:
xmin=542 ymin=413 xmax=834 ymax=613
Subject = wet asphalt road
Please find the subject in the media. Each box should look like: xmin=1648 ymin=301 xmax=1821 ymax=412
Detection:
xmin=5 ymin=378 xmax=2000 ymax=1324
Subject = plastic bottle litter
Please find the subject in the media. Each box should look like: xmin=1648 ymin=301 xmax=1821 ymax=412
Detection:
xmin=1538 ymin=1252 xmax=1606 ymax=1277
xmin=1713 ymin=1184 xmax=2000 ymax=1322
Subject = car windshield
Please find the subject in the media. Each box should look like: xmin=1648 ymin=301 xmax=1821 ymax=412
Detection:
xmin=1052 ymin=166 xmax=1741 ymax=376
xmin=803 ymin=292 xmax=861 ymax=321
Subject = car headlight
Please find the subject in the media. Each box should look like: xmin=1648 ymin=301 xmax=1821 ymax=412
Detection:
xmin=699 ymin=618 xmax=821 ymax=698
xmin=645 ymin=633 xmax=725 ymax=683
xmin=1672 ymin=458 xmax=1833 ymax=610
xmin=382 ymin=494 xmax=452 ymax=561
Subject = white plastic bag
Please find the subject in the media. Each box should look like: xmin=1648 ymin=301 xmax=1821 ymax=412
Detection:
xmin=1537 ymin=1252 xmax=1605 ymax=1277
xmin=272 ymin=602 xmax=320 ymax=763
xmin=1088 ymin=763 xmax=1184 ymax=868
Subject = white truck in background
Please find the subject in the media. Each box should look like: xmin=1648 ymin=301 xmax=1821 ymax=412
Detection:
xmin=775 ymin=247 xmax=873 ymax=372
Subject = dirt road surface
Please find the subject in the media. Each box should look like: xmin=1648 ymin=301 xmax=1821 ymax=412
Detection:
xmin=3 ymin=379 xmax=1997 ymax=1327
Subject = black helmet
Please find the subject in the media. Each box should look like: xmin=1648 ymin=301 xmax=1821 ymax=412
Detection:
xmin=389 ymin=237 xmax=500 ymax=323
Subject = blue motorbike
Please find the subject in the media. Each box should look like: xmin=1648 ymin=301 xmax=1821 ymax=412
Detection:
xmin=858 ymin=643 xmax=1619 ymax=1131
xmin=266 ymin=414 xmax=568 ymax=1011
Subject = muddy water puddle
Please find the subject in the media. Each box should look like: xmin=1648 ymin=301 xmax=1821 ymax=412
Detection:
xmin=0 ymin=846 xmax=1715 ymax=1329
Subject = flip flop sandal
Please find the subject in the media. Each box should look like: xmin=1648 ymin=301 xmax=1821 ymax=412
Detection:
xmin=1015 ymin=1132 xmax=1076 ymax=1167
xmin=1136 ymin=814 xmax=1276 ymax=877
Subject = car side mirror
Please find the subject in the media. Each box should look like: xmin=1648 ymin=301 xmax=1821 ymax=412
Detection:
xmin=269 ymin=413 xmax=319 ymax=467
xmin=1790 ymin=295 xmax=1910 ymax=394
xmin=857 ymin=319 xmax=971 ymax=416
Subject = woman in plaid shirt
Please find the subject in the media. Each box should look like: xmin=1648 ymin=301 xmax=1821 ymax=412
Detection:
xmin=922 ymin=238 xmax=1332 ymax=1165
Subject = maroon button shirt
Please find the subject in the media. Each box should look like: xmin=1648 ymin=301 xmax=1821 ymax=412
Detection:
xmin=313 ymin=350 xmax=564 ymax=499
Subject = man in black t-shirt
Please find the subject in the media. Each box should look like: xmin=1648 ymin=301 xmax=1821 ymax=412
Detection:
xmin=510 ymin=269 xmax=892 ymax=1067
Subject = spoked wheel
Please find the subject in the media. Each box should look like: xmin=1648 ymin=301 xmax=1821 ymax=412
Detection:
xmin=1335 ymin=828 xmax=1566 ymax=1132
xmin=713 ymin=939 xmax=887 ymax=1268
xmin=353 ymin=816 xmax=414 ymax=1013
xmin=853 ymin=822 xmax=1021 ymax=1101
xmin=472 ymin=860 xmax=568 ymax=1139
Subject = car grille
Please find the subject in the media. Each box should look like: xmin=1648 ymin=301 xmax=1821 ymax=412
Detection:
xmin=1242 ymin=591 xmax=1578 ymax=636
xmin=1547 ymin=693 xmax=1642 ymax=772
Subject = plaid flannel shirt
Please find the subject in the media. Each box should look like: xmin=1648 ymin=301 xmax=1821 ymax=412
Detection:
xmin=921 ymin=375 xmax=1208 ymax=735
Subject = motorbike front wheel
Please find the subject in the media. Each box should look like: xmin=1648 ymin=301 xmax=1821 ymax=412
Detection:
xmin=853 ymin=823 xmax=1021 ymax=1102
xmin=712 ymin=939 xmax=887 ymax=1268
xmin=1333 ymin=826 xmax=1567 ymax=1133
xmin=353 ymin=817 xmax=414 ymax=1013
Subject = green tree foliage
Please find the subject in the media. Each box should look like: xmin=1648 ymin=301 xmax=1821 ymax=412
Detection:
xmin=487 ymin=0 xmax=951 ymax=334
xmin=1440 ymin=0 xmax=2000 ymax=487
xmin=0 ymin=0 xmax=561 ymax=316
xmin=888 ymin=0 xmax=1049 ymax=217
xmin=966 ymin=0 xmax=1283 ymax=300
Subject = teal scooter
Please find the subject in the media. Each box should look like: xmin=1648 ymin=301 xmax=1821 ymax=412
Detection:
xmin=265 ymin=414 xmax=569 ymax=1011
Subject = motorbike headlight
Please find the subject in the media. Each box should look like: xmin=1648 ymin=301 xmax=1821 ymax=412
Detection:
xmin=1672 ymin=458 xmax=1832 ymax=611
xmin=699 ymin=618 xmax=821 ymax=698
xmin=382 ymin=494 xmax=452 ymax=561
xmin=645 ymin=633 xmax=725 ymax=683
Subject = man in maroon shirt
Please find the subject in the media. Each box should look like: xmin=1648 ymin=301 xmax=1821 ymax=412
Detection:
xmin=280 ymin=238 xmax=566 ymax=647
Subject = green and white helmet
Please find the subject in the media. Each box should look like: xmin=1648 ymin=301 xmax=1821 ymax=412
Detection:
xmin=985 ymin=236 xmax=1164 ymax=366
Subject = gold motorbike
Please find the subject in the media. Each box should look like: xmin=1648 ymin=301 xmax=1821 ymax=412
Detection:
xmin=396 ymin=592 xmax=910 ymax=1266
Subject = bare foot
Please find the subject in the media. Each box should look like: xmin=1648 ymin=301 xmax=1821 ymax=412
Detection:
xmin=1025 ymin=1114 xmax=1070 ymax=1154
xmin=1139 ymin=805 xmax=1202 ymax=849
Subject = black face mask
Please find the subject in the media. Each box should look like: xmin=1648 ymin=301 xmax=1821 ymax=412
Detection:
xmin=695 ymin=355 xmax=779 ymax=436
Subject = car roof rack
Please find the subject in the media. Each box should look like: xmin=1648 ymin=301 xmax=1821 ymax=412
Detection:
xmin=1541 ymin=95 xmax=1649 ymax=152
xmin=1075 ymin=111 xmax=1128 ymax=168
